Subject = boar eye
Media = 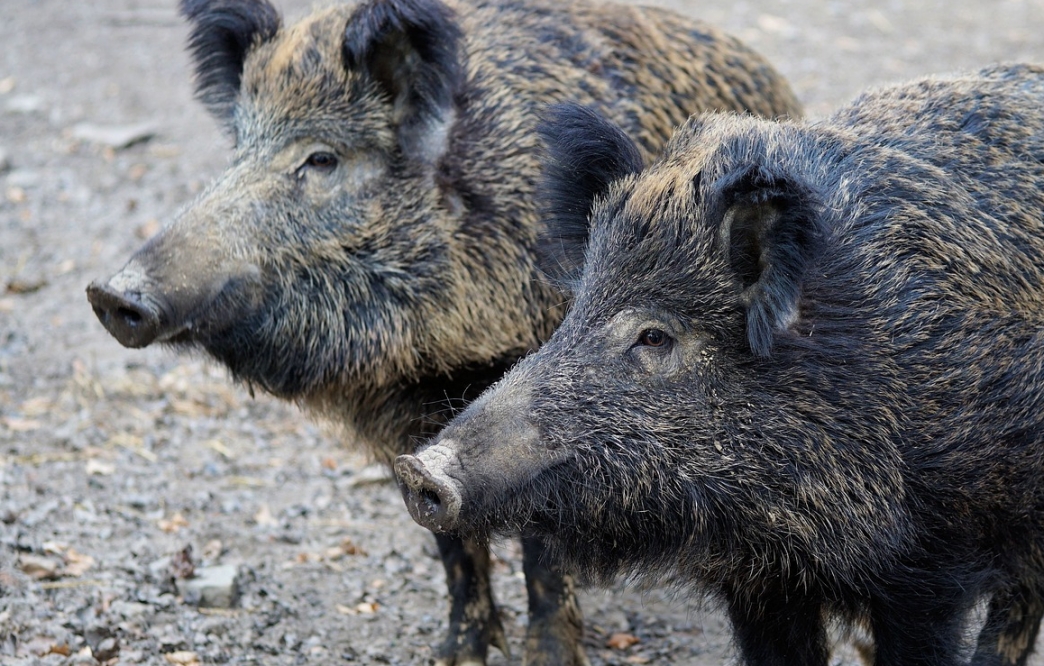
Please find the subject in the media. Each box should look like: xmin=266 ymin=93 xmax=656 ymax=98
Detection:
xmin=304 ymin=151 xmax=338 ymax=170
xmin=637 ymin=328 xmax=671 ymax=348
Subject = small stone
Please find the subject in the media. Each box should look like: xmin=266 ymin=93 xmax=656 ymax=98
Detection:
xmin=71 ymin=122 xmax=157 ymax=149
xmin=177 ymin=564 xmax=240 ymax=608
xmin=5 ymin=94 xmax=43 ymax=114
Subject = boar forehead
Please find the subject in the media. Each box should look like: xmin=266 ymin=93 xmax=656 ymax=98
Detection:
xmin=574 ymin=168 xmax=734 ymax=331
xmin=235 ymin=7 xmax=394 ymax=152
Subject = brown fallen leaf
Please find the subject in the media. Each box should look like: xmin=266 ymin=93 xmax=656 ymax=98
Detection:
xmin=606 ymin=632 xmax=641 ymax=650
xmin=136 ymin=218 xmax=161 ymax=239
xmin=169 ymin=545 xmax=195 ymax=579
xmin=47 ymin=643 xmax=72 ymax=657
xmin=86 ymin=459 xmax=116 ymax=476
xmin=19 ymin=396 xmax=53 ymax=416
xmin=6 ymin=277 xmax=47 ymax=294
xmin=21 ymin=635 xmax=63 ymax=657
xmin=158 ymin=513 xmax=189 ymax=533
xmin=164 ymin=650 xmax=201 ymax=666
xmin=63 ymin=549 xmax=95 ymax=577
xmin=253 ymin=504 xmax=277 ymax=527
xmin=19 ymin=554 xmax=61 ymax=580
xmin=2 ymin=416 xmax=41 ymax=432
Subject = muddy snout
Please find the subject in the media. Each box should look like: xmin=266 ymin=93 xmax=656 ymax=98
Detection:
xmin=395 ymin=445 xmax=464 ymax=533
xmin=87 ymin=275 xmax=170 ymax=348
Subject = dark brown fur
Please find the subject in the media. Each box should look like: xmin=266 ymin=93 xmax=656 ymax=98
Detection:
xmin=399 ymin=64 xmax=1044 ymax=665
xmin=86 ymin=1 xmax=801 ymax=663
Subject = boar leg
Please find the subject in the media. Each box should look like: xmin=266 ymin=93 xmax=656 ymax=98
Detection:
xmin=434 ymin=533 xmax=508 ymax=665
xmin=870 ymin=591 xmax=965 ymax=666
xmin=971 ymin=584 xmax=1044 ymax=666
xmin=521 ymin=535 xmax=588 ymax=666
xmin=726 ymin=587 xmax=828 ymax=666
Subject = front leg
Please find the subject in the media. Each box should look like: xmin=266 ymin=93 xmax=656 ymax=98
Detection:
xmin=521 ymin=535 xmax=589 ymax=666
xmin=726 ymin=583 xmax=828 ymax=666
xmin=434 ymin=533 xmax=509 ymax=666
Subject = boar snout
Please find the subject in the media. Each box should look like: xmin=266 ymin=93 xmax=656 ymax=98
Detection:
xmin=86 ymin=261 xmax=184 ymax=348
xmin=396 ymin=444 xmax=465 ymax=533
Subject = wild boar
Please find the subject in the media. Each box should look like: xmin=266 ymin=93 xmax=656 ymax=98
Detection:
xmin=397 ymin=64 xmax=1044 ymax=665
xmin=86 ymin=0 xmax=801 ymax=663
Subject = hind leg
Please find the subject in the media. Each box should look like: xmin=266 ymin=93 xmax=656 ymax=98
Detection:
xmin=971 ymin=584 xmax=1044 ymax=666
xmin=521 ymin=535 xmax=588 ymax=666
xmin=434 ymin=533 xmax=509 ymax=666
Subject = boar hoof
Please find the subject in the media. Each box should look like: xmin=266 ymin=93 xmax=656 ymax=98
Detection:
xmin=396 ymin=454 xmax=462 ymax=532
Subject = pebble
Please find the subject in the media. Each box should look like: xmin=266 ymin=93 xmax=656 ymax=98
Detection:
xmin=176 ymin=564 xmax=240 ymax=609
xmin=70 ymin=122 xmax=157 ymax=149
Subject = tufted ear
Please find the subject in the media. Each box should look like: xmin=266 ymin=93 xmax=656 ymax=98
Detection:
xmin=179 ymin=0 xmax=281 ymax=127
xmin=343 ymin=0 xmax=463 ymax=163
xmin=536 ymin=103 xmax=644 ymax=291
xmin=711 ymin=163 xmax=823 ymax=358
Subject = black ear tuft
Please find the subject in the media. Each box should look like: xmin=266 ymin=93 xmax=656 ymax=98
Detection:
xmin=180 ymin=0 xmax=281 ymax=125
xmin=713 ymin=164 xmax=823 ymax=358
xmin=343 ymin=0 xmax=463 ymax=160
xmin=536 ymin=103 xmax=644 ymax=290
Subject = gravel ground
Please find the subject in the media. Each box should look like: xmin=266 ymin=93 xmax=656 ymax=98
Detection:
xmin=3 ymin=1 xmax=1044 ymax=664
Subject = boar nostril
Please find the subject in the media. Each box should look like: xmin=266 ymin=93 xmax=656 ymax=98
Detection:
xmin=420 ymin=487 xmax=442 ymax=513
xmin=86 ymin=281 xmax=163 ymax=349
xmin=395 ymin=454 xmax=462 ymax=533
xmin=116 ymin=306 xmax=144 ymax=328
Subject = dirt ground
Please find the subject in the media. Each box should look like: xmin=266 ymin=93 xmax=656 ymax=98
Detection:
xmin=3 ymin=1 xmax=1044 ymax=664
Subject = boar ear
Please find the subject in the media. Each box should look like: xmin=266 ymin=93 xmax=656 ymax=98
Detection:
xmin=344 ymin=0 xmax=463 ymax=162
xmin=713 ymin=164 xmax=823 ymax=358
xmin=180 ymin=0 xmax=281 ymax=125
xmin=536 ymin=103 xmax=644 ymax=290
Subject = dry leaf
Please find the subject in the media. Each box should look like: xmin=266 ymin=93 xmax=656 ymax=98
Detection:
xmin=2 ymin=416 xmax=41 ymax=432
xmin=169 ymin=545 xmax=195 ymax=579
xmin=606 ymin=633 xmax=640 ymax=650
xmin=47 ymin=643 xmax=71 ymax=657
xmin=6 ymin=277 xmax=47 ymax=294
xmin=626 ymin=656 xmax=651 ymax=664
xmin=204 ymin=438 xmax=233 ymax=459
xmin=164 ymin=650 xmax=201 ymax=666
xmin=253 ymin=504 xmax=277 ymax=527
xmin=202 ymin=539 xmax=223 ymax=561
xmin=19 ymin=554 xmax=61 ymax=580
xmin=21 ymin=635 xmax=62 ymax=656
xmin=136 ymin=218 xmax=162 ymax=239
xmin=158 ymin=513 xmax=189 ymax=533
xmin=19 ymin=396 xmax=53 ymax=416
xmin=63 ymin=549 xmax=95 ymax=577
xmin=325 ymin=537 xmax=365 ymax=560
xmin=6 ymin=186 xmax=26 ymax=204
xmin=86 ymin=459 xmax=116 ymax=476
